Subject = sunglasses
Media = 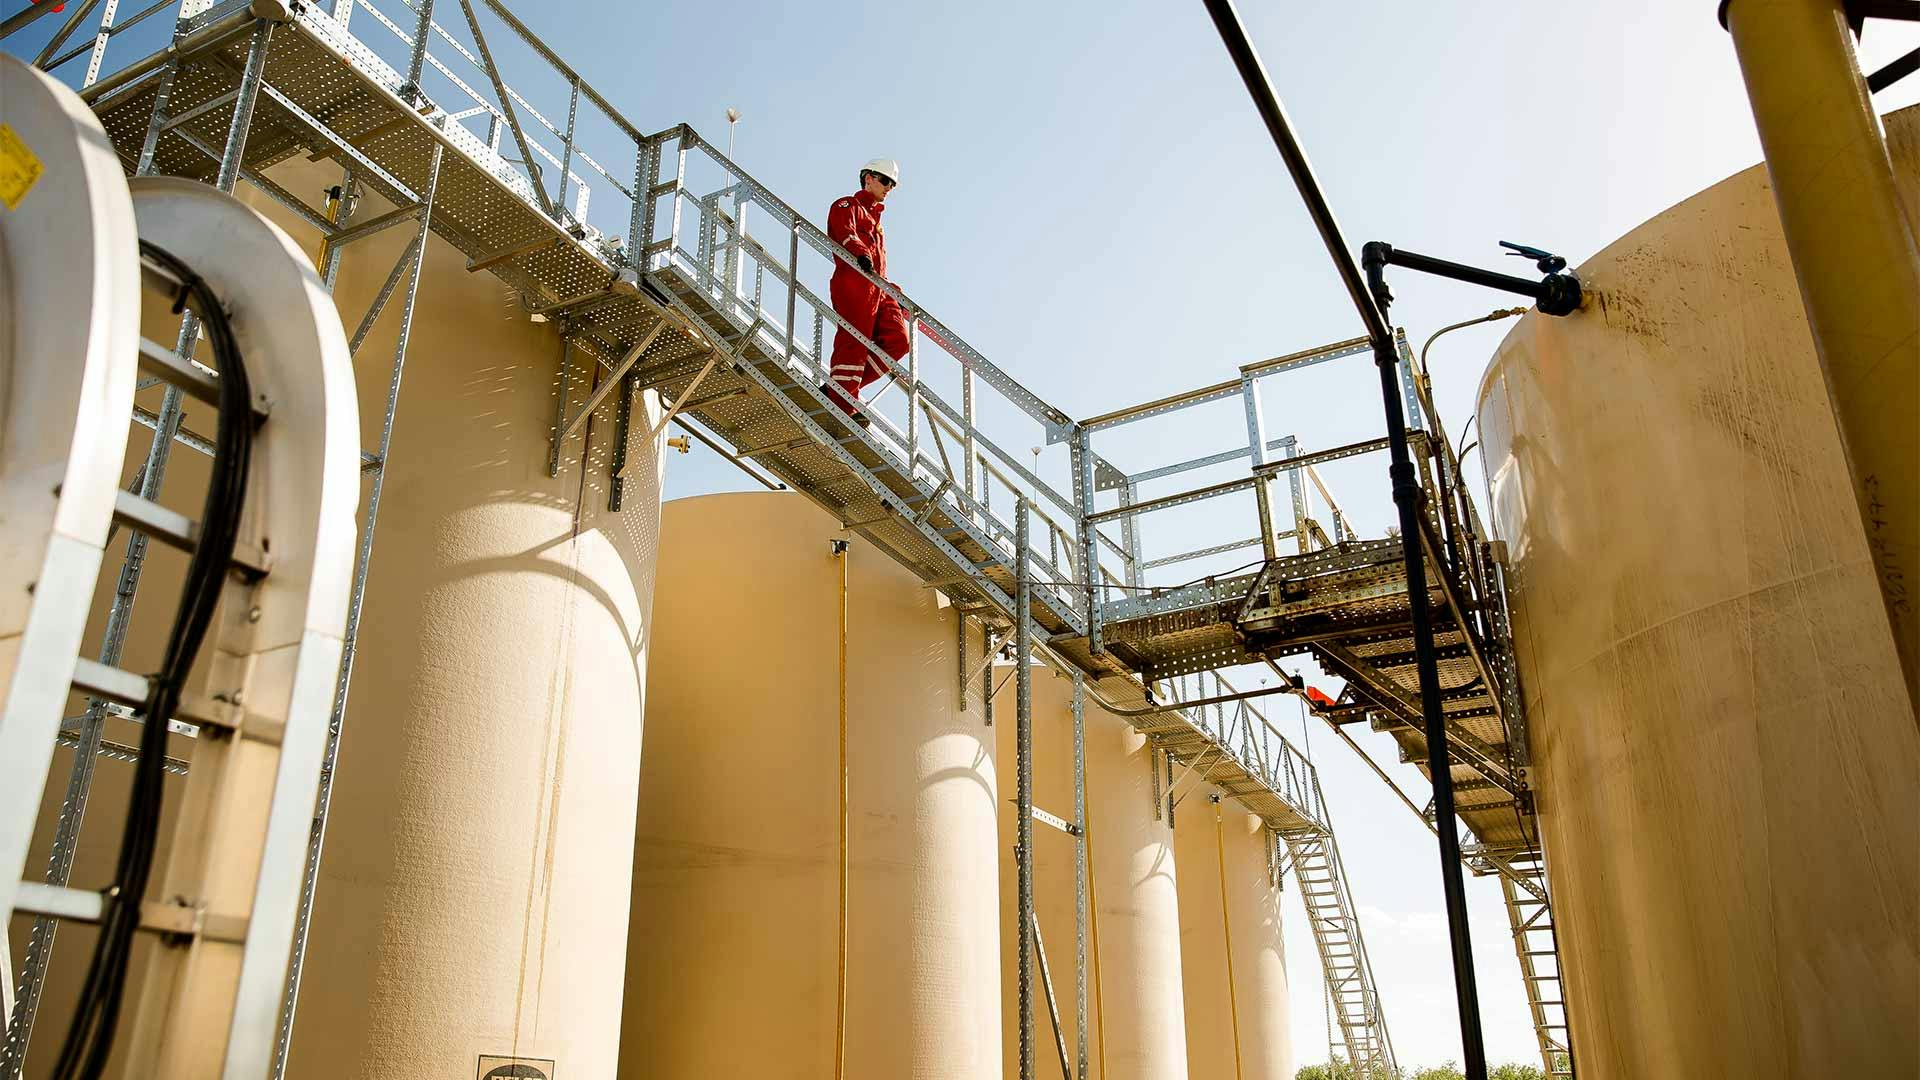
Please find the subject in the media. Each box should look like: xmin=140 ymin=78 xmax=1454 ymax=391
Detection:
xmin=868 ymin=172 xmax=895 ymax=188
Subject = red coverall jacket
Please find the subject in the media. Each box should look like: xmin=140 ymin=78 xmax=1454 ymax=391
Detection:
xmin=827 ymin=189 xmax=910 ymax=403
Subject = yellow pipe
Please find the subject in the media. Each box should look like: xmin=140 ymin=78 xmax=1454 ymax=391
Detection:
xmin=834 ymin=538 xmax=850 ymax=1079
xmin=313 ymin=177 xmax=352 ymax=276
xmin=1724 ymin=0 xmax=1920 ymax=708
xmin=1213 ymin=799 xmax=1246 ymax=1080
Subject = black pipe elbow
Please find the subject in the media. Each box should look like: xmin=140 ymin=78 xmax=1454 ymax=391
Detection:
xmin=1537 ymin=272 xmax=1582 ymax=317
xmin=1361 ymin=241 xmax=1395 ymax=315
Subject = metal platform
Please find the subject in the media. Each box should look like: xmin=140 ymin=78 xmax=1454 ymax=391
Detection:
xmin=6 ymin=0 xmax=1570 ymax=1075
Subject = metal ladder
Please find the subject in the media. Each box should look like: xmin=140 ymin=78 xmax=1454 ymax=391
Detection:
xmin=1499 ymin=850 xmax=1574 ymax=1077
xmin=0 ymin=174 xmax=361 ymax=1078
xmin=1283 ymin=825 xmax=1396 ymax=1074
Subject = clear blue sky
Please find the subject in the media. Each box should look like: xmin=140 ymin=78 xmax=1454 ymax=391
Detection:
xmin=13 ymin=0 xmax=1915 ymax=1069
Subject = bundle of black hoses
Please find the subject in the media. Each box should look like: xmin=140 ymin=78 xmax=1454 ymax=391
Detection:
xmin=51 ymin=240 xmax=253 ymax=1080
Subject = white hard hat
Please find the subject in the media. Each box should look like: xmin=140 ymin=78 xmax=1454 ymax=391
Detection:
xmin=861 ymin=157 xmax=901 ymax=185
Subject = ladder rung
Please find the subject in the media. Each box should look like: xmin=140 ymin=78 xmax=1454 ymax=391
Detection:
xmin=79 ymin=691 xmax=274 ymax=746
xmin=138 ymin=336 xmax=221 ymax=405
xmin=14 ymin=881 xmax=247 ymax=944
xmin=95 ymin=700 xmax=203 ymax=740
xmin=112 ymin=491 xmax=270 ymax=578
xmin=14 ymin=880 xmax=101 ymax=921
xmin=72 ymin=658 xmax=149 ymax=708
xmin=136 ymin=337 xmax=269 ymax=420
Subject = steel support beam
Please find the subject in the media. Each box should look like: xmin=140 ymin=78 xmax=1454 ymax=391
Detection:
xmin=1014 ymin=500 xmax=1035 ymax=1080
xmin=1070 ymin=673 xmax=1089 ymax=1079
xmin=272 ymin=140 xmax=444 ymax=1080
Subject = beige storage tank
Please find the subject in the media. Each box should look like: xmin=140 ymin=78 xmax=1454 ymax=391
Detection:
xmin=1474 ymin=107 xmax=1920 ymax=1077
xmin=620 ymin=491 xmax=1001 ymax=1078
xmin=993 ymin=668 xmax=1190 ymax=1080
xmin=1174 ymin=783 xmax=1292 ymax=1080
xmin=248 ymin=158 xmax=665 ymax=1079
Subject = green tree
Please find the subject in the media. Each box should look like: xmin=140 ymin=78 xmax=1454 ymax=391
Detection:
xmin=1297 ymin=1060 xmax=1544 ymax=1080
xmin=1293 ymin=1064 xmax=1405 ymax=1080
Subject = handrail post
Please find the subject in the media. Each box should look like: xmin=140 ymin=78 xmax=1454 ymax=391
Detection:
xmin=630 ymin=134 xmax=656 ymax=271
xmin=667 ymin=131 xmax=687 ymax=257
xmin=80 ymin=0 xmax=122 ymax=87
xmin=1283 ymin=435 xmax=1308 ymax=553
xmin=1118 ymin=479 xmax=1142 ymax=588
xmin=733 ymin=187 xmax=750 ymax=309
xmin=1070 ymin=428 xmax=1101 ymax=653
xmin=962 ymin=365 xmax=979 ymax=522
xmin=1241 ymin=375 xmax=1279 ymax=561
xmin=785 ymin=222 xmax=800 ymax=366
xmin=557 ymin=74 xmax=578 ymax=223
xmin=402 ymin=0 xmax=434 ymax=106
xmin=907 ymin=319 xmax=921 ymax=464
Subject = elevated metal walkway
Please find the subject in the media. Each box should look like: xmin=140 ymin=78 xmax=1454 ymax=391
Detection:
xmin=8 ymin=0 xmax=1566 ymax=1074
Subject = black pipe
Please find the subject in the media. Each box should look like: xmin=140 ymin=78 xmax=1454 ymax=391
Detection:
xmin=1868 ymin=46 xmax=1920 ymax=93
xmin=1198 ymin=1 xmax=1489 ymax=1076
xmin=1198 ymin=0 xmax=1391 ymax=344
xmin=1359 ymin=252 xmax=1492 ymax=1080
xmin=1372 ymin=242 xmax=1583 ymax=316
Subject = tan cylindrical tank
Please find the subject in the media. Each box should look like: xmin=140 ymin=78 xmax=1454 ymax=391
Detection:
xmin=620 ymin=492 xmax=1001 ymax=1078
xmin=1174 ymin=784 xmax=1292 ymax=1080
xmin=1474 ymin=107 xmax=1920 ymax=1077
xmin=251 ymin=159 xmax=664 ymax=1078
xmin=994 ymin=670 xmax=1190 ymax=1080
xmin=1084 ymin=699 xmax=1190 ymax=1079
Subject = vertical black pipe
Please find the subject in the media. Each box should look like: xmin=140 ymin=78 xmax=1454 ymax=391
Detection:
xmin=1364 ymin=250 xmax=1489 ymax=1079
xmin=1197 ymin=0 xmax=1489 ymax=1074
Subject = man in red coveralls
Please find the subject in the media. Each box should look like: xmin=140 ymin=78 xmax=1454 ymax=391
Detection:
xmin=823 ymin=157 xmax=908 ymax=426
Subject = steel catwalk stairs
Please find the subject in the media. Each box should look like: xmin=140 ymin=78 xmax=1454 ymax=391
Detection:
xmin=55 ymin=1 xmax=1572 ymax=1072
xmin=1499 ymin=851 xmax=1574 ymax=1077
xmin=1283 ymin=826 xmax=1396 ymax=1073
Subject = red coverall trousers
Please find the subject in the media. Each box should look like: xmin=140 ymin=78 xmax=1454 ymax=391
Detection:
xmin=829 ymin=270 xmax=910 ymax=406
xmin=826 ymin=189 xmax=909 ymax=409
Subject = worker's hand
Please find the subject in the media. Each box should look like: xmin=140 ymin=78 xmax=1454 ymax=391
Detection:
xmin=856 ymin=254 xmax=874 ymax=274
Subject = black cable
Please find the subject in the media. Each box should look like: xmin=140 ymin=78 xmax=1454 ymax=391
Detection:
xmin=52 ymin=241 xmax=253 ymax=1080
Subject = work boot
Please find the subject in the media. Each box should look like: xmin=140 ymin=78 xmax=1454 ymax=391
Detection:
xmin=820 ymin=382 xmax=871 ymax=428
